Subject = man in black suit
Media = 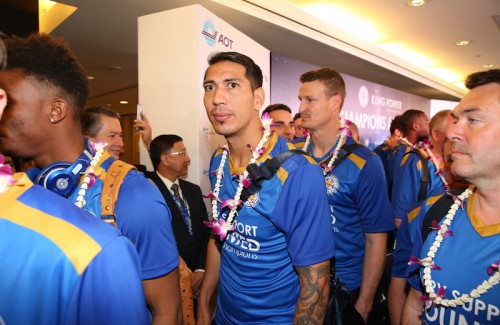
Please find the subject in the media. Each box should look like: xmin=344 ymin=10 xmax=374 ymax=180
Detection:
xmin=147 ymin=134 xmax=211 ymax=300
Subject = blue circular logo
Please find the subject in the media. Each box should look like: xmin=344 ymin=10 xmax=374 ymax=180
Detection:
xmin=202 ymin=20 xmax=217 ymax=47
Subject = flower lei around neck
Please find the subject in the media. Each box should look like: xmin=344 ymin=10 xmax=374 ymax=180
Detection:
xmin=410 ymin=186 xmax=500 ymax=308
xmin=399 ymin=137 xmax=449 ymax=191
xmin=74 ymin=141 xmax=106 ymax=208
xmin=203 ymin=114 xmax=273 ymax=241
xmin=302 ymin=117 xmax=349 ymax=175
xmin=0 ymin=154 xmax=16 ymax=197
xmin=0 ymin=142 xmax=106 ymax=204
xmin=421 ymin=139 xmax=449 ymax=191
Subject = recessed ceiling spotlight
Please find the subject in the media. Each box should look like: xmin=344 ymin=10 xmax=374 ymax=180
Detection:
xmin=120 ymin=101 xmax=128 ymax=104
xmin=107 ymin=65 xmax=123 ymax=70
xmin=407 ymin=0 xmax=427 ymax=7
xmin=87 ymin=76 xmax=94 ymax=80
xmin=456 ymin=40 xmax=470 ymax=46
xmin=483 ymin=64 xmax=494 ymax=68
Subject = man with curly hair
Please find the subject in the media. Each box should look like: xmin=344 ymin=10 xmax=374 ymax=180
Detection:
xmin=0 ymin=33 xmax=182 ymax=324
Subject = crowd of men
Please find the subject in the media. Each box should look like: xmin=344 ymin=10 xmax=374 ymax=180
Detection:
xmin=0 ymin=32 xmax=498 ymax=325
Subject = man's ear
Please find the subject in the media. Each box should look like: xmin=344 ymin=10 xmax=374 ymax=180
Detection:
xmin=160 ymin=154 xmax=170 ymax=166
xmin=430 ymin=128 xmax=440 ymax=142
xmin=253 ymin=87 xmax=265 ymax=112
xmin=328 ymin=93 xmax=342 ymax=112
xmin=48 ymin=99 xmax=69 ymax=123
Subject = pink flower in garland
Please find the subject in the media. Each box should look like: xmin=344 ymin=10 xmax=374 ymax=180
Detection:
xmin=408 ymin=256 xmax=441 ymax=270
xmin=0 ymin=154 xmax=16 ymax=196
xmin=261 ymin=112 xmax=273 ymax=130
xmin=430 ymin=221 xmax=453 ymax=238
xmin=422 ymin=138 xmax=434 ymax=150
xmin=447 ymin=192 xmax=466 ymax=209
xmin=204 ymin=219 xmax=235 ymax=241
xmin=421 ymin=286 xmax=446 ymax=309
xmin=246 ymin=143 xmax=266 ymax=156
xmin=82 ymin=167 xmax=100 ymax=188
xmin=320 ymin=163 xmax=333 ymax=174
xmin=234 ymin=173 xmax=251 ymax=188
xmin=203 ymin=191 xmax=221 ymax=202
xmin=487 ymin=259 xmax=500 ymax=276
xmin=91 ymin=141 xmax=108 ymax=153
xmin=220 ymin=198 xmax=243 ymax=210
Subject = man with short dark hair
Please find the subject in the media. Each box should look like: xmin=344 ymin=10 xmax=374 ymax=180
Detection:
xmin=373 ymin=115 xmax=403 ymax=167
xmin=391 ymin=110 xmax=452 ymax=228
xmin=262 ymin=103 xmax=295 ymax=141
xmin=385 ymin=109 xmax=429 ymax=195
xmin=402 ymin=69 xmax=500 ymax=324
xmin=197 ymin=52 xmax=334 ymax=324
xmin=0 ymin=33 xmax=182 ymax=324
xmin=293 ymin=112 xmax=305 ymax=138
xmin=147 ymin=134 xmax=211 ymax=302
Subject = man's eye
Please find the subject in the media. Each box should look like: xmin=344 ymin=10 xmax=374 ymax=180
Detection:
xmin=228 ymin=82 xmax=238 ymax=89
xmin=204 ymin=84 xmax=214 ymax=91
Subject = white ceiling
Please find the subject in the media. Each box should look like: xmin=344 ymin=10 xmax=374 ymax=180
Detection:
xmin=53 ymin=0 xmax=500 ymax=115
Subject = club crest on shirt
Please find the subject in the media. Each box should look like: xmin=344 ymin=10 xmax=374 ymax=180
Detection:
xmin=244 ymin=192 xmax=260 ymax=208
xmin=325 ymin=174 xmax=339 ymax=195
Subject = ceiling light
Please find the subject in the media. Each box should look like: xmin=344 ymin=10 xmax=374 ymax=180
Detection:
xmin=298 ymin=3 xmax=383 ymax=42
xmin=407 ymin=0 xmax=427 ymax=7
xmin=87 ymin=76 xmax=94 ymax=80
xmin=119 ymin=101 xmax=128 ymax=104
xmin=426 ymin=67 xmax=461 ymax=83
xmin=456 ymin=40 xmax=470 ymax=46
xmin=108 ymin=65 xmax=123 ymax=70
xmin=39 ymin=0 xmax=78 ymax=33
xmin=378 ymin=42 xmax=435 ymax=67
xmin=483 ymin=64 xmax=494 ymax=68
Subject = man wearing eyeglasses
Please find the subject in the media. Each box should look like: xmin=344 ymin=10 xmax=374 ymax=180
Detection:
xmin=262 ymin=103 xmax=295 ymax=141
xmin=146 ymin=134 xmax=211 ymax=317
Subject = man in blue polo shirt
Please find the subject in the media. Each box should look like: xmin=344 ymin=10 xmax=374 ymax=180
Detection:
xmin=197 ymin=52 xmax=334 ymax=325
xmin=297 ymin=67 xmax=394 ymax=323
xmin=0 ymin=40 xmax=149 ymax=324
xmin=0 ymin=33 xmax=181 ymax=323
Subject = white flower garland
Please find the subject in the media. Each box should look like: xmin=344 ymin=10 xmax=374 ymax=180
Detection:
xmin=302 ymin=117 xmax=348 ymax=175
xmin=420 ymin=186 xmax=500 ymax=307
xmin=398 ymin=136 xmax=417 ymax=149
xmin=421 ymin=141 xmax=449 ymax=191
xmin=206 ymin=116 xmax=273 ymax=240
xmin=74 ymin=142 xmax=106 ymax=208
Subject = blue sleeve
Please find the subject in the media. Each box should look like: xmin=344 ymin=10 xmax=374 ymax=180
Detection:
xmin=391 ymin=154 xmax=421 ymax=220
xmin=392 ymin=213 xmax=412 ymax=278
xmin=272 ymin=161 xmax=335 ymax=267
xmin=115 ymin=171 xmax=179 ymax=279
xmin=356 ymin=154 xmax=394 ymax=233
xmin=66 ymin=236 xmax=150 ymax=325
xmin=406 ymin=208 xmax=426 ymax=290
